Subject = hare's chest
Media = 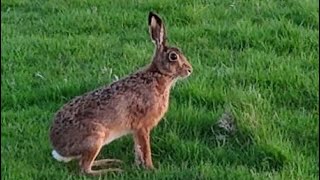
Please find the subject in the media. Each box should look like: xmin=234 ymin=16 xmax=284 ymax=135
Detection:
xmin=131 ymin=91 xmax=170 ymax=129
xmin=156 ymin=93 xmax=170 ymax=114
xmin=149 ymin=93 xmax=170 ymax=125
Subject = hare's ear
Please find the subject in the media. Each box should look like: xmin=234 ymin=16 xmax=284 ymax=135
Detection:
xmin=148 ymin=12 xmax=166 ymax=48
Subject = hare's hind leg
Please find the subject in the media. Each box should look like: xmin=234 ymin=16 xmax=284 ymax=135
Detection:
xmin=79 ymin=135 xmax=123 ymax=176
xmin=92 ymin=159 xmax=123 ymax=167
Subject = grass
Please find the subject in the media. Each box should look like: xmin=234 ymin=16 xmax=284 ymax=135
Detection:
xmin=1 ymin=0 xmax=319 ymax=179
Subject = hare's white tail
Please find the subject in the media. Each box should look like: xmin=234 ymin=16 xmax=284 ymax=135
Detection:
xmin=52 ymin=150 xmax=76 ymax=163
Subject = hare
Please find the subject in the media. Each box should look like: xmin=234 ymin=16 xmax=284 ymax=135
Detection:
xmin=49 ymin=12 xmax=192 ymax=176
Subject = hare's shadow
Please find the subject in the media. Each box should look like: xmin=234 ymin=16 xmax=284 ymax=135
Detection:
xmin=151 ymin=114 xmax=287 ymax=173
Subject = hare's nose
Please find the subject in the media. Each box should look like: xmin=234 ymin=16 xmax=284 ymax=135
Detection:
xmin=186 ymin=67 xmax=192 ymax=76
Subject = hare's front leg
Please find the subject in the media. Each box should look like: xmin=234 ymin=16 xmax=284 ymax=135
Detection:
xmin=133 ymin=128 xmax=154 ymax=169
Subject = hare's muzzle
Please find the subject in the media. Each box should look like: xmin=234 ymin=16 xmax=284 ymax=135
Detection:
xmin=181 ymin=65 xmax=192 ymax=78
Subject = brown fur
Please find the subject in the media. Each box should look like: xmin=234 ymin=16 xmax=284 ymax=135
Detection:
xmin=49 ymin=12 xmax=192 ymax=175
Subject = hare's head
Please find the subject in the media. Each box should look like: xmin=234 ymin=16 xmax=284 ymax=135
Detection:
xmin=148 ymin=12 xmax=192 ymax=79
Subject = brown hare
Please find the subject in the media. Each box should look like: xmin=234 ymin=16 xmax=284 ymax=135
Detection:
xmin=49 ymin=12 xmax=192 ymax=176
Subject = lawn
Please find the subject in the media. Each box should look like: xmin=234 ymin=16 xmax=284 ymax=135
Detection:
xmin=1 ymin=0 xmax=319 ymax=179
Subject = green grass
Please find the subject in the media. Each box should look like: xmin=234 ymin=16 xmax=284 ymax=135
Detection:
xmin=1 ymin=0 xmax=319 ymax=179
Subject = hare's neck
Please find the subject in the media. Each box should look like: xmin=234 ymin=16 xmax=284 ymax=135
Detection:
xmin=145 ymin=64 xmax=175 ymax=94
xmin=154 ymin=73 xmax=175 ymax=94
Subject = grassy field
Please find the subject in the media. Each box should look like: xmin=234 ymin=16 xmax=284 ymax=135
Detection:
xmin=1 ymin=0 xmax=319 ymax=179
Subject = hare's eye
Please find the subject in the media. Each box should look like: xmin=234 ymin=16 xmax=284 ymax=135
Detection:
xmin=169 ymin=52 xmax=178 ymax=61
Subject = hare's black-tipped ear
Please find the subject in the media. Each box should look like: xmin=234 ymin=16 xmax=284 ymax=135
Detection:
xmin=148 ymin=12 xmax=166 ymax=48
